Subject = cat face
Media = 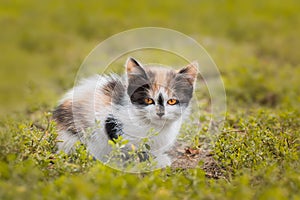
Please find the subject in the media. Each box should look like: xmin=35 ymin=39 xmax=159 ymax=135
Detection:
xmin=126 ymin=57 xmax=197 ymax=126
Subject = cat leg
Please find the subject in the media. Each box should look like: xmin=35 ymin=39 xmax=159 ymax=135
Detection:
xmin=56 ymin=130 xmax=80 ymax=154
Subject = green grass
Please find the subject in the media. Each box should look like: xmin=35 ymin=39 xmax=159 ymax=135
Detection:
xmin=1 ymin=0 xmax=300 ymax=199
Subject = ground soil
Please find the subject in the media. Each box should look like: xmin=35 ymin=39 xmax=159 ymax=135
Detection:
xmin=169 ymin=142 xmax=224 ymax=179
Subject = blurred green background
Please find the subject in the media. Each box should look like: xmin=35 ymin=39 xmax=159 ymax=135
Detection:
xmin=0 ymin=0 xmax=299 ymax=117
xmin=1 ymin=1 xmax=300 ymax=199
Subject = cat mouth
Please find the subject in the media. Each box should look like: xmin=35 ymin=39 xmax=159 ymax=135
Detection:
xmin=151 ymin=116 xmax=169 ymax=125
xmin=155 ymin=116 xmax=165 ymax=120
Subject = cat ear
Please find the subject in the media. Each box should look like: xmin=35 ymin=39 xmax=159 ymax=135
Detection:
xmin=177 ymin=61 xmax=198 ymax=85
xmin=125 ymin=57 xmax=147 ymax=79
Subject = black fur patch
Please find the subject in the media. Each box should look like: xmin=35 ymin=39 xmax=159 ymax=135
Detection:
xmin=173 ymin=74 xmax=194 ymax=106
xmin=127 ymin=66 xmax=151 ymax=106
xmin=178 ymin=67 xmax=189 ymax=74
xmin=157 ymin=93 xmax=164 ymax=106
xmin=129 ymin=57 xmax=140 ymax=68
xmin=128 ymin=84 xmax=150 ymax=106
xmin=105 ymin=114 xmax=124 ymax=141
xmin=53 ymin=102 xmax=77 ymax=134
xmin=137 ymin=151 xmax=149 ymax=162
xmin=102 ymin=77 xmax=125 ymax=105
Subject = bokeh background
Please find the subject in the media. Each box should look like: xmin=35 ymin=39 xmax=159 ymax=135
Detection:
xmin=1 ymin=0 xmax=299 ymax=118
xmin=1 ymin=1 xmax=300 ymax=199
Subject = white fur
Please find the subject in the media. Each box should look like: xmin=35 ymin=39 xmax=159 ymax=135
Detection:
xmin=56 ymin=74 xmax=191 ymax=168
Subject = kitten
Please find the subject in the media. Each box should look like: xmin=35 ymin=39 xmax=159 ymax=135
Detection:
xmin=53 ymin=57 xmax=197 ymax=168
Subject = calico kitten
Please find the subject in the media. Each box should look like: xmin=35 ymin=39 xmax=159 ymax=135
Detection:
xmin=53 ymin=57 xmax=198 ymax=168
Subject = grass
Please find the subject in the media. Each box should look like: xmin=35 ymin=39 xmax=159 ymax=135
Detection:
xmin=1 ymin=0 xmax=300 ymax=199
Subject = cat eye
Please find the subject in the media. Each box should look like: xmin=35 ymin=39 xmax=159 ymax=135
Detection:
xmin=144 ymin=98 xmax=154 ymax=105
xmin=167 ymin=99 xmax=178 ymax=105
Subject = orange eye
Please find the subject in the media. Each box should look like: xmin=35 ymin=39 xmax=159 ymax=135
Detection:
xmin=167 ymin=99 xmax=178 ymax=105
xmin=144 ymin=98 xmax=154 ymax=105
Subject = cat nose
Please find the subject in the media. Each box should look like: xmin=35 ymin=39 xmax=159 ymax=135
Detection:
xmin=156 ymin=112 xmax=164 ymax=118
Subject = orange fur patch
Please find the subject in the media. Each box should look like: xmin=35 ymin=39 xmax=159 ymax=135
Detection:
xmin=146 ymin=67 xmax=176 ymax=97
